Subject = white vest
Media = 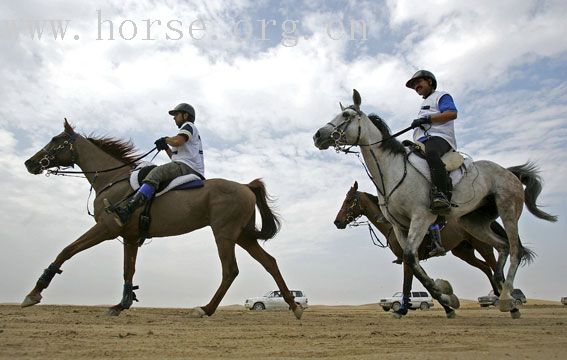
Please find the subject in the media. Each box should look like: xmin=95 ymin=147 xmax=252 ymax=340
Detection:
xmin=171 ymin=121 xmax=205 ymax=178
xmin=413 ymin=90 xmax=457 ymax=150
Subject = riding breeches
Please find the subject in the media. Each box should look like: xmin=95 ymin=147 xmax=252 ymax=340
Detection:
xmin=423 ymin=136 xmax=452 ymax=193
xmin=142 ymin=161 xmax=194 ymax=189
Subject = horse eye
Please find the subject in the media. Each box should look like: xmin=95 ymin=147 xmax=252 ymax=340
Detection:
xmin=342 ymin=111 xmax=350 ymax=118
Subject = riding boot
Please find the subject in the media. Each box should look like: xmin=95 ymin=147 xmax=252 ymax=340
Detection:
xmin=104 ymin=192 xmax=148 ymax=227
xmin=429 ymin=169 xmax=451 ymax=215
xmin=428 ymin=222 xmax=446 ymax=257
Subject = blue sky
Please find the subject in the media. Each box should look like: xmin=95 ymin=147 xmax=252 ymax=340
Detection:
xmin=0 ymin=0 xmax=566 ymax=308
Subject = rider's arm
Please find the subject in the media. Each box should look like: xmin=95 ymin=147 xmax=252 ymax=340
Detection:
xmin=162 ymin=135 xmax=187 ymax=159
xmin=431 ymin=94 xmax=458 ymax=123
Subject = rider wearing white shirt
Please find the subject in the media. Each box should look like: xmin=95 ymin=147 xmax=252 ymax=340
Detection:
xmin=406 ymin=70 xmax=458 ymax=215
xmin=105 ymin=103 xmax=205 ymax=227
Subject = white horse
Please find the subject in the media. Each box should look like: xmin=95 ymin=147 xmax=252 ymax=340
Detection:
xmin=313 ymin=90 xmax=557 ymax=319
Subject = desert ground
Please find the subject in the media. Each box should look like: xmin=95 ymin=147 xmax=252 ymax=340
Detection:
xmin=1 ymin=301 xmax=566 ymax=359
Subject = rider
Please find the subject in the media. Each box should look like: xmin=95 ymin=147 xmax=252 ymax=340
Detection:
xmin=105 ymin=103 xmax=205 ymax=227
xmin=406 ymin=70 xmax=458 ymax=256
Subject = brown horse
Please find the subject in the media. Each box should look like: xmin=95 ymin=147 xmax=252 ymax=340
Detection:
xmin=22 ymin=120 xmax=303 ymax=319
xmin=334 ymin=181 xmax=501 ymax=296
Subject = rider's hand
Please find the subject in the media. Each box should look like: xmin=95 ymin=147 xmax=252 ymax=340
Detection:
xmin=411 ymin=115 xmax=432 ymax=129
xmin=154 ymin=137 xmax=169 ymax=151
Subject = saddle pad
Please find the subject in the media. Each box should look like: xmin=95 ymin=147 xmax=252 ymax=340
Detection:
xmin=129 ymin=162 xmax=204 ymax=197
xmin=408 ymin=151 xmax=474 ymax=186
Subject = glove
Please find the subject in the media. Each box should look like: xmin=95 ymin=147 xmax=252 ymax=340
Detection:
xmin=154 ymin=137 xmax=169 ymax=151
xmin=411 ymin=116 xmax=432 ymax=129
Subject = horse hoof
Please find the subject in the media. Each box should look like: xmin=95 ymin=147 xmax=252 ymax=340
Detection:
xmin=293 ymin=305 xmax=304 ymax=320
xmin=21 ymin=294 xmax=42 ymax=308
xmin=499 ymin=299 xmax=514 ymax=312
xmin=106 ymin=307 xmax=122 ymax=317
xmin=434 ymin=279 xmax=454 ymax=295
xmin=440 ymin=294 xmax=460 ymax=309
xmin=445 ymin=309 xmax=456 ymax=319
xmin=188 ymin=307 xmax=207 ymax=318
xmin=510 ymin=308 xmax=521 ymax=319
xmin=392 ymin=312 xmax=403 ymax=319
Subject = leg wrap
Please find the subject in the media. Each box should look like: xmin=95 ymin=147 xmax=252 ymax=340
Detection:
xmin=37 ymin=263 xmax=62 ymax=288
xmin=119 ymin=283 xmax=139 ymax=309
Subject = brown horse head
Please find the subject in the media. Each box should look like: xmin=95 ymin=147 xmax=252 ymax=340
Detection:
xmin=24 ymin=119 xmax=78 ymax=174
xmin=334 ymin=181 xmax=363 ymax=229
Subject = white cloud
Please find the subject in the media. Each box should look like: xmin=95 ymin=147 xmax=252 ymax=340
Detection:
xmin=1 ymin=0 xmax=566 ymax=308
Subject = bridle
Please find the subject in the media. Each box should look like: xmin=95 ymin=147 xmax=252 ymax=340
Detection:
xmin=39 ymin=132 xmax=158 ymax=177
xmin=39 ymin=133 xmax=78 ymax=173
xmin=327 ymin=106 xmax=362 ymax=153
xmin=344 ymin=191 xmax=364 ymax=225
xmin=342 ymin=191 xmax=390 ymax=248
xmin=326 ymin=107 xmax=412 ymax=231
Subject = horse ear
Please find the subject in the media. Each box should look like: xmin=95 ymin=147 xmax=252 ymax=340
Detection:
xmin=354 ymin=181 xmax=358 ymax=190
xmin=64 ymin=118 xmax=75 ymax=135
xmin=352 ymin=89 xmax=361 ymax=111
xmin=339 ymin=102 xmax=345 ymax=111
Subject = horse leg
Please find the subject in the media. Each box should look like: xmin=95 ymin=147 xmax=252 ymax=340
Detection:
xmin=457 ymin=212 xmax=509 ymax=293
xmin=22 ymin=223 xmax=116 ymax=307
xmin=396 ymin=218 xmax=460 ymax=317
xmin=195 ymin=237 xmax=239 ymax=318
xmin=392 ymin=262 xmax=413 ymax=319
xmin=451 ymin=241 xmax=499 ymax=296
xmin=496 ymin=193 xmax=524 ymax=318
xmin=107 ymin=238 xmax=139 ymax=316
xmin=238 ymin=239 xmax=303 ymax=320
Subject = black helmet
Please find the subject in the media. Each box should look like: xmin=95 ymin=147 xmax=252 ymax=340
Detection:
xmin=168 ymin=103 xmax=196 ymax=121
xmin=405 ymin=70 xmax=437 ymax=90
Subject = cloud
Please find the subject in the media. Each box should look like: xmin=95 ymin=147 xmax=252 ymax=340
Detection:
xmin=1 ymin=0 xmax=566 ymax=307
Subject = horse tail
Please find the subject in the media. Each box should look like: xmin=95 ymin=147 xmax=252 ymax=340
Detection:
xmin=507 ymin=162 xmax=558 ymax=222
xmin=489 ymin=222 xmax=536 ymax=266
xmin=245 ymin=179 xmax=281 ymax=241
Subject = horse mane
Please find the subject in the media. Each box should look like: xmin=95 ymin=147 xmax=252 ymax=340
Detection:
xmin=367 ymin=113 xmax=406 ymax=155
xmin=363 ymin=192 xmax=380 ymax=206
xmin=86 ymin=135 xmax=141 ymax=165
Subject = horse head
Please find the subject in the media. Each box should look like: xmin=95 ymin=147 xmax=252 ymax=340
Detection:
xmin=334 ymin=181 xmax=363 ymax=229
xmin=313 ymin=89 xmax=379 ymax=150
xmin=25 ymin=119 xmax=78 ymax=174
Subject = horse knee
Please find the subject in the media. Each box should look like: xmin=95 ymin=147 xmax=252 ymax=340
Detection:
xmin=403 ymin=251 xmax=417 ymax=266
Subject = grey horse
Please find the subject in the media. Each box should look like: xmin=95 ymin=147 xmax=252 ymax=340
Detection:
xmin=314 ymin=90 xmax=557 ymax=319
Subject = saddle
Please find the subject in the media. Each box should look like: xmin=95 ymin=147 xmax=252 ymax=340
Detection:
xmin=403 ymin=140 xmax=473 ymax=188
xmin=402 ymin=140 xmax=464 ymax=171
xmin=130 ymin=162 xmax=205 ymax=246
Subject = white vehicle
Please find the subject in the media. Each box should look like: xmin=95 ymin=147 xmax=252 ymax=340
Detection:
xmin=244 ymin=290 xmax=308 ymax=311
xmin=378 ymin=291 xmax=434 ymax=312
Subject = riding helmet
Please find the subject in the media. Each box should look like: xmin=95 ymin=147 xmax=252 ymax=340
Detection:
xmin=405 ymin=70 xmax=437 ymax=90
xmin=168 ymin=103 xmax=196 ymax=122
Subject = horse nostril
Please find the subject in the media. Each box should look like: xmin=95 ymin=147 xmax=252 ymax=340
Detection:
xmin=315 ymin=131 xmax=320 ymax=139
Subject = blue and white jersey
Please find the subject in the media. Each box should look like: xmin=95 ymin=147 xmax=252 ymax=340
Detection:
xmin=413 ymin=90 xmax=458 ymax=150
xmin=171 ymin=121 xmax=205 ymax=178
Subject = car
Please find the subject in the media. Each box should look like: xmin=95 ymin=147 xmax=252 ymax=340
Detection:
xmin=561 ymin=297 xmax=567 ymax=305
xmin=244 ymin=290 xmax=308 ymax=311
xmin=378 ymin=291 xmax=434 ymax=312
xmin=478 ymin=289 xmax=527 ymax=307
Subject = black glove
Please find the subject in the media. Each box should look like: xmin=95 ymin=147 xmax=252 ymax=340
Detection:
xmin=411 ymin=116 xmax=432 ymax=129
xmin=154 ymin=137 xmax=169 ymax=151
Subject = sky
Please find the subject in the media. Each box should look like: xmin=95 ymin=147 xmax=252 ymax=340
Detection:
xmin=1 ymin=0 xmax=566 ymax=309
